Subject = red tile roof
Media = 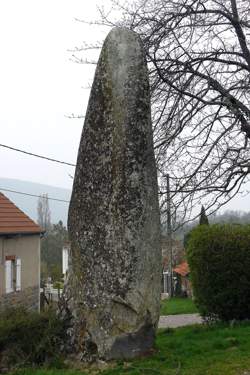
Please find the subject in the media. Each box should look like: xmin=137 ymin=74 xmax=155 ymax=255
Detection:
xmin=173 ymin=261 xmax=190 ymax=277
xmin=0 ymin=193 xmax=43 ymax=235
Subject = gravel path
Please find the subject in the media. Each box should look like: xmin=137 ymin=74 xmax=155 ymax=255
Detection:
xmin=159 ymin=313 xmax=202 ymax=328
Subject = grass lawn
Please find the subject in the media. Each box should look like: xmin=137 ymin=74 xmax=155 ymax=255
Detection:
xmin=160 ymin=297 xmax=198 ymax=315
xmin=12 ymin=322 xmax=250 ymax=375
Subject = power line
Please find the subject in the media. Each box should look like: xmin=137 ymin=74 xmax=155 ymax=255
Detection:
xmin=0 ymin=187 xmax=70 ymax=203
xmin=0 ymin=144 xmax=76 ymax=167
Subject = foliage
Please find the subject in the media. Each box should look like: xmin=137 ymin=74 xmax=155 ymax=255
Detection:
xmin=0 ymin=308 xmax=66 ymax=371
xmin=183 ymin=205 xmax=208 ymax=248
xmin=212 ymin=209 xmax=250 ymax=225
xmin=78 ymin=0 xmax=250 ymax=226
xmin=37 ymin=194 xmax=51 ymax=232
xmin=161 ymin=297 xmax=198 ymax=316
xmin=53 ymin=281 xmax=64 ymax=290
xmin=37 ymin=194 xmax=68 ymax=283
xmin=178 ymin=209 xmax=250 ymax=246
xmin=183 ymin=230 xmax=192 ymax=249
xmin=187 ymin=224 xmax=250 ymax=321
xmin=11 ymin=322 xmax=250 ymax=375
xmin=41 ymin=220 xmax=68 ymax=282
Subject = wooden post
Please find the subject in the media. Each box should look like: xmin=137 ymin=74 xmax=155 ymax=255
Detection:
xmin=166 ymin=174 xmax=173 ymax=297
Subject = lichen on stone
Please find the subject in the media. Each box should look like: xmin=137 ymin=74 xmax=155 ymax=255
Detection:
xmin=64 ymin=27 xmax=161 ymax=361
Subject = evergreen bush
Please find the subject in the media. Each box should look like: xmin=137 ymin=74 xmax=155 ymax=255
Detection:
xmin=0 ymin=308 xmax=66 ymax=370
xmin=187 ymin=224 xmax=250 ymax=321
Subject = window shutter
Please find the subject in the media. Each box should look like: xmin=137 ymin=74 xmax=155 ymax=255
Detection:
xmin=5 ymin=260 xmax=13 ymax=294
xmin=16 ymin=258 xmax=21 ymax=291
xmin=62 ymin=247 xmax=69 ymax=275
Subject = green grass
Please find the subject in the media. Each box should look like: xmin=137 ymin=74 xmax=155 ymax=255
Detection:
xmin=160 ymin=297 xmax=198 ymax=315
xmin=11 ymin=322 xmax=250 ymax=375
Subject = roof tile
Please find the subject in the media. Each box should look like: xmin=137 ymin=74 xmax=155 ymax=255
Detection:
xmin=173 ymin=261 xmax=190 ymax=277
xmin=0 ymin=193 xmax=43 ymax=235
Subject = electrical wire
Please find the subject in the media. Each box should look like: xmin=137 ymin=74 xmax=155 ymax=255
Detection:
xmin=0 ymin=187 xmax=70 ymax=203
xmin=0 ymin=143 xmax=76 ymax=167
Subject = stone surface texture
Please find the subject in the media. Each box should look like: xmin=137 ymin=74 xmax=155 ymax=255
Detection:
xmin=65 ymin=27 xmax=161 ymax=361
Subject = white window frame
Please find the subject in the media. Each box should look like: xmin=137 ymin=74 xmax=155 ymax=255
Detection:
xmin=16 ymin=258 xmax=21 ymax=291
xmin=62 ymin=246 xmax=69 ymax=275
xmin=5 ymin=260 xmax=14 ymax=294
xmin=5 ymin=257 xmax=22 ymax=293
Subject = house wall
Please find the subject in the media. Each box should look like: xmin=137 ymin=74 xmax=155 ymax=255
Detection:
xmin=180 ymin=276 xmax=192 ymax=298
xmin=0 ymin=234 xmax=40 ymax=311
xmin=162 ymin=237 xmax=185 ymax=270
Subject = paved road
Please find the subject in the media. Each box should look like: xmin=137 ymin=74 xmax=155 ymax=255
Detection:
xmin=159 ymin=313 xmax=202 ymax=328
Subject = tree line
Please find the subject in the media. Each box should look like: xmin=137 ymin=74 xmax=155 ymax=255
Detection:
xmin=37 ymin=194 xmax=68 ymax=283
xmin=73 ymin=0 xmax=250 ymax=225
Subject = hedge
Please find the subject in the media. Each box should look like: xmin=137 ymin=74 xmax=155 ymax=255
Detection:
xmin=0 ymin=308 xmax=66 ymax=371
xmin=187 ymin=224 xmax=250 ymax=321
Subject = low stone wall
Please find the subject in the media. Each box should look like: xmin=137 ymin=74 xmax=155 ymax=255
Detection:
xmin=0 ymin=285 xmax=39 ymax=312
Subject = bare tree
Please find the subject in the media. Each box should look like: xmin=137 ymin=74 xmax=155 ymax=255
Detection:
xmin=37 ymin=194 xmax=51 ymax=231
xmin=73 ymin=0 xmax=250 ymax=227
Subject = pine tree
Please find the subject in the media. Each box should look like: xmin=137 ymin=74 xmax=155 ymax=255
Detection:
xmin=199 ymin=205 xmax=209 ymax=225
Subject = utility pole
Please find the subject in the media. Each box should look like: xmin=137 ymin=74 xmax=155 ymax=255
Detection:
xmin=166 ymin=174 xmax=173 ymax=297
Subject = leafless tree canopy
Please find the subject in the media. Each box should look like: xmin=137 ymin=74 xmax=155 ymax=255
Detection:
xmin=37 ymin=194 xmax=51 ymax=231
xmin=75 ymin=0 xmax=250 ymax=227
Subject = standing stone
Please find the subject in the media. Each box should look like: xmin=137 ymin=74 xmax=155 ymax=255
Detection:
xmin=65 ymin=27 xmax=161 ymax=361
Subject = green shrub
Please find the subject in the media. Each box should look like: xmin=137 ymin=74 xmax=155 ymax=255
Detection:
xmin=53 ymin=281 xmax=64 ymax=290
xmin=0 ymin=308 xmax=66 ymax=370
xmin=187 ymin=224 xmax=250 ymax=321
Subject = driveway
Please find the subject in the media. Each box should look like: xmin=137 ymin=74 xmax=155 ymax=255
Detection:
xmin=159 ymin=313 xmax=202 ymax=328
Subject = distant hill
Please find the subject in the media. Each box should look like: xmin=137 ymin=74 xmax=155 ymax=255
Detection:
xmin=0 ymin=178 xmax=71 ymax=225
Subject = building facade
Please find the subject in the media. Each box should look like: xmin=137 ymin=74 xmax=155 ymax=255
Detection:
xmin=0 ymin=193 xmax=43 ymax=311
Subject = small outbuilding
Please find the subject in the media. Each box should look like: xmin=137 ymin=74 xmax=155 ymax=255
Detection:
xmin=0 ymin=193 xmax=43 ymax=311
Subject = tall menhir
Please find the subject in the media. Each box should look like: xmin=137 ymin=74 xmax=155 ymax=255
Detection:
xmin=65 ymin=27 xmax=161 ymax=361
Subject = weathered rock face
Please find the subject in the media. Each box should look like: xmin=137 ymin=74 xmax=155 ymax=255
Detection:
xmin=65 ymin=27 xmax=161 ymax=361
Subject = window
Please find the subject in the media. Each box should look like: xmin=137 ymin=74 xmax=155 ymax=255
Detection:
xmin=5 ymin=257 xmax=21 ymax=293
xmin=5 ymin=260 xmax=13 ymax=294
xmin=16 ymin=258 xmax=21 ymax=291
xmin=62 ymin=246 xmax=69 ymax=275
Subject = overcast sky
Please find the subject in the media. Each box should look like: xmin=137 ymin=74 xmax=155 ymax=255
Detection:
xmin=0 ymin=0 xmax=111 ymax=189
xmin=0 ymin=0 xmax=248 ymax=213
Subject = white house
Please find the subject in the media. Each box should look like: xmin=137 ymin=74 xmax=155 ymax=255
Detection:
xmin=0 ymin=193 xmax=44 ymax=311
xmin=62 ymin=242 xmax=70 ymax=277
